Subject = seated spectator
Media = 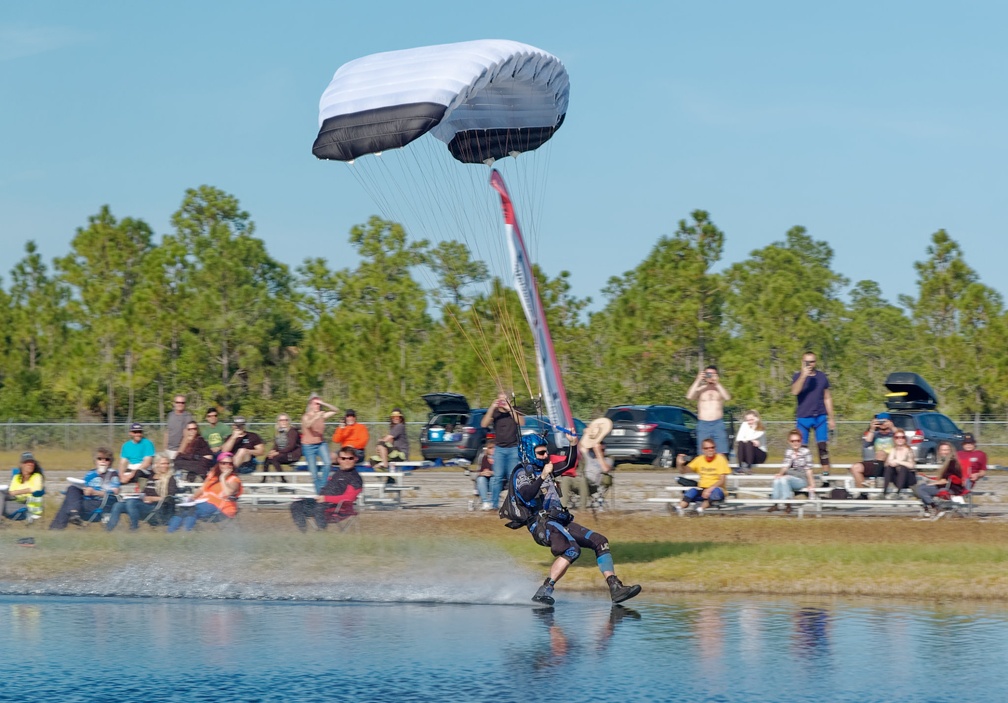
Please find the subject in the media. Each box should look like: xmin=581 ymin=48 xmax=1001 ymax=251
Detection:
xmin=49 ymin=448 xmax=121 ymax=529
xmin=265 ymin=413 xmax=302 ymax=482
xmin=472 ymin=439 xmax=495 ymax=510
xmin=768 ymin=429 xmax=815 ymax=513
xmin=848 ymin=413 xmax=897 ymax=488
xmin=554 ymin=436 xmax=589 ymax=510
xmin=106 ymin=453 xmax=179 ymax=531
xmin=201 ymin=407 xmax=228 ymax=455
xmin=881 ymin=429 xmax=916 ymax=498
xmin=734 ymin=410 xmax=768 ymax=473
xmin=332 ymin=409 xmax=369 ymax=462
xmin=119 ymin=423 xmax=156 ymax=487
xmin=371 ymin=409 xmax=409 ymax=470
xmin=673 ymin=439 xmax=730 ymax=516
xmin=167 ymin=452 xmax=242 ymax=532
xmin=291 ymin=448 xmax=363 ymax=532
xmin=915 ymin=441 xmax=961 ymax=518
xmin=957 ymin=433 xmax=988 ymax=483
xmin=220 ymin=416 xmax=265 ymax=474
xmin=174 ymin=421 xmax=214 ymax=482
xmin=1 ymin=452 xmax=45 ymax=522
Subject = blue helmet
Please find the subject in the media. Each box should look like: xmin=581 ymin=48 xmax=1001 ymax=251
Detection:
xmin=521 ymin=434 xmax=548 ymax=470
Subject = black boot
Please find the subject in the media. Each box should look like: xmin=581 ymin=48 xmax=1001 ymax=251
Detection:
xmin=607 ymin=575 xmax=641 ymax=604
xmin=532 ymin=578 xmax=555 ymax=605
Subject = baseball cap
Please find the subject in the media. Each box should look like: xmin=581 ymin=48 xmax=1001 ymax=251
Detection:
xmin=344 ymin=409 xmax=356 ymax=417
xmin=232 ymin=416 xmax=246 ymax=426
xmin=19 ymin=451 xmax=35 ymax=463
xmin=129 ymin=422 xmax=143 ymax=432
xmin=962 ymin=433 xmax=976 ymax=444
xmin=875 ymin=412 xmax=891 ymax=420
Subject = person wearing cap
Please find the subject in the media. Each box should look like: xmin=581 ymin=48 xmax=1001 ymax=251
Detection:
xmin=119 ymin=423 xmax=156 ymax=486
xmin=50 ymin=447 xmax=121 ymax=529
xmin=372 ymin=408 xmax=409 ymax=471
xmin=167 ymin=452 xmax=242 ymax=532
xmin=164 ymin=394 xmax=194 ymax=460
xmin=957 ymin=433 xmax=988 ymax=484
xmin=265 ymin=413 xmax=302 ymax=482
xmin=1 ymin=452 xmax=45 ymax=522
xmin=848 ymin=413 xmax=898 ymax=488
xmin=220 ymin=417 xmax=265 ymax=474
xmin=300 ymin=393 xmax=340 ymax=492
xmin=332 ymin=409 xmax=369 ymax=462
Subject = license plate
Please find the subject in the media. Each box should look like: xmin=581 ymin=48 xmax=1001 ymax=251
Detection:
xmin=611 ymin=429 xmax=625 ymax=436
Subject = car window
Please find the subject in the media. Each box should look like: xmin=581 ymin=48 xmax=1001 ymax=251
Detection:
xmin=606 ymin=408 xmax=645 ymax=423
xmin=655 ymin=407 xmax=681 ymax=425
xmin=681 ymin=411 xmax=697 ymax=432
xmin=891 ymin=415 xmax=915 ymax=431
xmin=937 ymin=415 xmax=960 ymax=434
xmin=921 ymin=415 xmax=941 ymax=433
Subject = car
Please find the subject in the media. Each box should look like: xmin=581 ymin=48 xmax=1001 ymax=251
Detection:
xmin=520 ymin=415 xmax=587 ymax=454
xmin=602 ymin=405 xmax=698 ymax=468
xmin=418 ymin=393 xmax=487 ymax=463
xmin=873 ymin=372 xmax=965 ymax=463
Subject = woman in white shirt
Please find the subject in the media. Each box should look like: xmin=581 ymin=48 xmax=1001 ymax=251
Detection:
xmin=734 ymin=410 xmax=767 ymax=472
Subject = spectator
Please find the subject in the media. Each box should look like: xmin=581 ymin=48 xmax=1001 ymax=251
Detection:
xmin=957 ymin=433 xmax=988 ymax=483
xmin=480 ymin=392 xmax=522 ymax=509
xmin=119 ymin=423 xmax=156 ymax=487
xmin=49 ymin=448 xmax=121 ymax=529
xmin=882 ymin=429 xmax=916 ymax=498
xmin=174 ymin=421 xmax=214 ymax=482
xmin=686 ymin=365 xmax=732 ymax=455
xmin=106 ymin=453 xmax=178 ymax=530
xmin=849 ymin=413 xmax=897 ymax=488
xmin=167 ymin=452 xmax=242 ymax=532
xmin=1 ymin=452 xmax=45 ymax=522
xmin=556 ymin=437 xmax=589 ymax=511
xmin=300 ymin=393 xmax=339 ymax=493
xmin=265 ymin=413 xmax=302 ymax=482
xmin=673 ymin=439 xmax=731 ymax=516
xmin=789 ymin=351 xmax=836 ymax=475
xmin=734 ymin=410 xmax=768 ymax=473
xmin=580 ymin=435 xmax=614 ymax=508
xmin=472 ymin=439 xmax=495 ymax=510
xmin=220 ymin=416 xmax=265 ymax=474
xmin=290 ymin=448 xmax=363 ymax=532
xmin=915 ymin=441 xmax=961 ymax=518
xmin=201 ymin=407 xmax=227 ymax=455
xmin=768 ymin=429 xmax=815 ymax=513
xmin=332 ymin=409 xmax=369 ymax=461
xmin=372 ymin=408 xmax=409 ymax=471
xmin=164 ymin=394 xmax=194 ymax=460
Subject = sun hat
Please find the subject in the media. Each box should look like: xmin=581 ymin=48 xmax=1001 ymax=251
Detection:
xmin=390 ymin=409 xmax=404 ymax=419
xmin=581 ymin=417 xmax=614 ymax=450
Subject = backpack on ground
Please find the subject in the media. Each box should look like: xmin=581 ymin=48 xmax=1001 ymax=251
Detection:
xmin=499 ymin=469 xmax=533 ymax=529
xmin=828 ymin=487 xmax=851 ymax=500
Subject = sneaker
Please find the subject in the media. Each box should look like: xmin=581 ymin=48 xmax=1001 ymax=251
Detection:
xmin=532 ymin=581 xmax=555 ymax=605
xmin=607 ymin=575 xmax=642 ymax=604
xmin=695 ymin=507 xmax=704 ymax=517
xmin=67 ymin=510 xmax=84 ymax=527
xmin=674 ymin=505 xmax=685 ymax=517
xmin=467 ymin=499 xmax=476 ymax=512
xmin=481 ymin=502 xmax=494 ymax=511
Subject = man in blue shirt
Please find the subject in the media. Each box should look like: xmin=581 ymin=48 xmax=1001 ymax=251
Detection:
xmin=119 ymin=422 xmax=156 ymax=486
xmin=790 ymin=351 xmax=836 ymax=475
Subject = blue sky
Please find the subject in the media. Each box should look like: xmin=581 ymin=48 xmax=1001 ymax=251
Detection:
xmin=2 ymin=1 xmax=1005 ymax=312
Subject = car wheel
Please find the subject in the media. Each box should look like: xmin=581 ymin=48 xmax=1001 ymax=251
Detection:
xmin=653 ymin=445 xmax=674 ymax=469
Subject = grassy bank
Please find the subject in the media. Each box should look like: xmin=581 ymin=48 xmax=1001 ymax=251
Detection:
xmin=3 ymin=511 xmax=1007 ymax=601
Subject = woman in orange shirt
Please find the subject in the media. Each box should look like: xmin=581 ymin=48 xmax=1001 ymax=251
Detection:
xmin=332 ymin=409 xmax=369 ymax=461
xmin=167 ymin=452 xmax=242 ymax=532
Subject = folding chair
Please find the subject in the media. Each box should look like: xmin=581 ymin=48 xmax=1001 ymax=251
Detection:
xmin=82 ymin=491 xmax=120 ymax=526
xmin=5 ymin=468 xmax=45 ymax=525
xmin=317 ymin=498 xmax=360 ymax=532
xmin=933 ymin=473 xmax=978 ymax=518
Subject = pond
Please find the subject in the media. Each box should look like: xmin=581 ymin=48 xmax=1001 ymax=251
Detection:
xmin=2 ymin=592 xmax=1004 ymax=702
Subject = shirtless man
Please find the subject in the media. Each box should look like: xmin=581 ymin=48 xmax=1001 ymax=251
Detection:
xmin=686 ymin=365 xmax=731 ymax=455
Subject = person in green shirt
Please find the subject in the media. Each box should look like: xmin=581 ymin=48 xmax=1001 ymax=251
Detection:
xmin=201 ymin=407 xmax=227 ymax=455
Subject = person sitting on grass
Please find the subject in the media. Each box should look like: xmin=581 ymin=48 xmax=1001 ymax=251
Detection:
xmin=290 ymin=448 xmax=363 ymax=531
xmin=1 ymin=452 xmax=45 ymax=522
xmin=105 ymin=453 xmax=178 ymax=531
xmin=914 ymin=441 xmax=961 ymax=519
xmin=673 ymin=438 xmax=731 ymax=517
xmin=166 ymin=452 xmax=242 ymax=532
xmin=768 ymin=429 xmax=815 ymax=514
xmin=371 ymin=408 xmax=409 ymax=470
xmin=49 ymin=448 xmax=121 ymax=529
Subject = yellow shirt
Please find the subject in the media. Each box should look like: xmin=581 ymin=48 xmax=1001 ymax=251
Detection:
xmin=9 ymin=472 xmax=43 ymax=503
xmin=686 ymin=454 xmax=731 ymax=489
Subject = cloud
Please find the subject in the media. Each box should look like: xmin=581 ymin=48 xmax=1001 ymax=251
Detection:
xmin=0 ymin=24 xmax=93 ymax=62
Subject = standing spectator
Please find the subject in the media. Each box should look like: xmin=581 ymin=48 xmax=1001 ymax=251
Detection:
xmin=290 ymin=448 xmax=364 ymax=532
xmin=1 ymin=452 xmax=45 ymax=522
xmin=220 ymin=416 xmax=265 ymax=474
xmin=881 ymin=430 xmax=916 ymax=498
xmin=164 ymin=394 xmax=194 ymax=460
xmin=686 ymin=365 xmax=731 ymax=455
xmin=768 ymin=429 xmax=815 ymax=513
xmin=789 ymin=351 xmax=836 ymax=474
xmin=201 ymin=407 xmax=228 ymax=455
xmin=174 ymin=421 xmax=215 ymax=482
xmin=480 ymin=392 xmax=522 ymax=509
xmin=119 ymin=423 xmax=156 ymax=487
xmin=50 ymin=448 xmax=121 ymax=528
xmin=734 ymin=410 xmax=767 ymax=473
xmin=301 ymin=393 xmax=339 ymax=493
xmin=372 ymin=409 xmax=409 ymax=470
xmin=332 ymin=409 xmax=370 ymax=461
xmin=957 ymin=433 xmax=988 ymax=484
xmin=265 ymin=413 xmax=302 ymax=482
xmin=673 ymin=439 xmax=731 ymax=516
xmin=849 ymin=414 xmax=897 ymax=488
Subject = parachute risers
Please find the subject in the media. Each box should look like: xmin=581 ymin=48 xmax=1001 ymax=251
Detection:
xmin=489 ymin=170 xmax=575 ymax=449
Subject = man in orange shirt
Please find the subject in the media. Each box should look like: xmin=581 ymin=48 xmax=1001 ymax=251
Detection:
xmin=332 ymin=409 xmax=369 ymax=462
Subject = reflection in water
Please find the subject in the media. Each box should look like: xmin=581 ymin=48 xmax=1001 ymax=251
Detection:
xmin=1 ymin=595 xmax=1007 ymax=702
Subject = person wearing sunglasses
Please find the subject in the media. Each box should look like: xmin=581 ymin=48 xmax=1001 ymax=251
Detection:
xmin=49 ymin=448 xmax=121 ymax=529
xmin=881 ymin=431 xmax=916 ymax=498
xmin=174 ymin=422 xmax=214 ymax=482
xmin=166 ymin=452 xmax=243 ymax=532
xmin=290 ymin=450 xmax=364 ymax=531
xmin=767 ymin=430 xmax=815 ymax=514
xmin=164 ymin=394 xmax=194 ymax=460
xmin=510 ymin=435 xmax=640 ymax=606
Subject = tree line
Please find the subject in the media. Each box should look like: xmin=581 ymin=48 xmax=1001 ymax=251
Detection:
xmin=1 ymin=184 xmax=1003 ymax=426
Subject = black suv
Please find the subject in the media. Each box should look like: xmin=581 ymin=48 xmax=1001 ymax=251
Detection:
xmin=874 ymin=372 xmax=965 ymax=463
xmin=419 ymin=393 xmax=487 ymax=463
xmin=603 ymin=405 xmax=698 ymax=467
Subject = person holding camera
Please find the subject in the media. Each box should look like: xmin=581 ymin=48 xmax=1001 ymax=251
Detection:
xmin=789 ymin=351 xmax=836 ymax=474
xmin=848 ymin=412 xmax=897 ymax=488
xmin=480 ymin=392 xmax=522 ymax=509
xmin=686 ymin=365 xmax=731 ymax=455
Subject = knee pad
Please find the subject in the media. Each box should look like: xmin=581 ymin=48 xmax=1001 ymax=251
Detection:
xmin=563 ymin=545 xmax=581 ymax=562
xmin=817 ymin=441 xmax=830 ymax=465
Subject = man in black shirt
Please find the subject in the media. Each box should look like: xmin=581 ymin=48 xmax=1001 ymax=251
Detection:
xmin=220 ymin=416 xmax=265 ymax=474
xmin=481 ymin=392 xmax=521 ymax=509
